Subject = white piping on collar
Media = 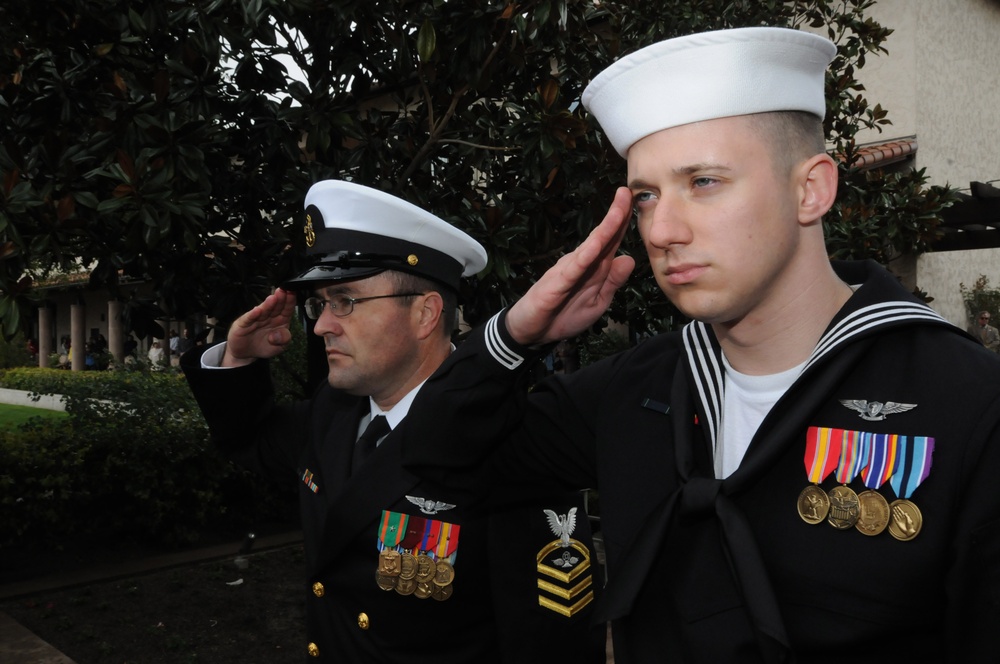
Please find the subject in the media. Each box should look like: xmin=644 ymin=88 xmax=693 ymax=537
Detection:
xmin=682 ymin=298 xmax=947 ymax=450
xmin=682 ymin=322 xmax=724 ymax=448
xmin=806 ymin=301 xmax=947 ymax=371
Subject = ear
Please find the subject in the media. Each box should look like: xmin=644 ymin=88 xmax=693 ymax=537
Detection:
xmin=413 ymin=291 xmax=444 ymax=340
xmin=796 ymin=153 xmax=838 ymax=226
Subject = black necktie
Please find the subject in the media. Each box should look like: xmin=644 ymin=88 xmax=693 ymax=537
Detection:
xmin=352 ymin=415 xmax=390 ymax=474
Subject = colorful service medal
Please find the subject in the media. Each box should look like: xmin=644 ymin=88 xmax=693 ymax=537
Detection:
xmin=798 ymin=427 xmax=842 ymax=524
xmin=827 ymin=429 xmax=862 ymax=530
xmin=887 ymin=435 xmax=935 ymax=541
xmin=415 ymin=519 xmax=440 ymax=585
xmin=376 ymin=510 xmax=408 ymax=590
xmin=412 ymin=519 xmax=441 ymax=598
xmin=431 ymin=522 xmax=460 ymax=601
xmin=396 ymin=516 xmax=425 ymax=596
xmin=855 ymin=433 xmax=896 ymax=536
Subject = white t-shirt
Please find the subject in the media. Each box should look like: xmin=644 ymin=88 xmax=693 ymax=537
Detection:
xmin=715 ymin=356 xmax=806 ymax=479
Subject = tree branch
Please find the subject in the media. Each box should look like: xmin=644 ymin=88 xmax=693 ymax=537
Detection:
xmin=438 ymin=139 xmax=515 ymax=151
xmin=397 ymin=12 xmax=515 ymax=187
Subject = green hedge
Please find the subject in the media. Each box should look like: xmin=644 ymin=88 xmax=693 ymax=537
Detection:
xmin=0 ymin=364 xmax=296 ymax=549
xmin=0 ymin=331 xmax=34 ymax=369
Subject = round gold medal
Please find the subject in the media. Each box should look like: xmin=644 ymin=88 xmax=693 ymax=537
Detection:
xmin=887 ymin=499 xmax=923 ymax=541
xmin=797 ymin=484 xmax=830 ymax=525
xmin=375 ymin=570 xmax=398 ymax=591
xmin=414 ymin=554 xmax=435 ymax=583
xmin=431 ymin=583 xmax=454 ymax=601
xmin=855 ymin=490 xmax=890 ymax=536
xmin=433 ymin=559 xmax=456 ymax=587
xmin=414 ymin=581 xmax=433 ymax=599
xmin=399 ymin=552 xmax=417 ymax=580
xmin=826 ymin=485 xmax=860 ymax=530
xmin=395 ymin=576 xmax=417 ymax=596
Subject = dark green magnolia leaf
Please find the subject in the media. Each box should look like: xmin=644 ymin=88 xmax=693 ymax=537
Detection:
xmin=417 ymin=19 xmax=437 ymax=63
xmin=96 ymin=197 xmax=131 ymax=213
xmin=0 ymin=0 xmax=954 ymax=343
xmin=2 ymin=297 xmax=21 ymax=339
xmin=128 ymin=8 xmax=147 ymax=33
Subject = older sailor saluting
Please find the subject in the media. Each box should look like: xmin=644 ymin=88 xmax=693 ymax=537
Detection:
xmin=183 ymin=180 xmax=605 ymax=663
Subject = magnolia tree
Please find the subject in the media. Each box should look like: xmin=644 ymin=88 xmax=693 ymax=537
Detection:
xmin=0 ymin=0 xmax=954 ymax=343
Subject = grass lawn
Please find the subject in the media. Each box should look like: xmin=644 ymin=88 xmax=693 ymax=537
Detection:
xmin=0 ymin=402 xmax=67 ymax=430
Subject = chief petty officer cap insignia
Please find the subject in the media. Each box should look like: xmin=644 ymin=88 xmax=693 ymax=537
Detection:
xmin=284 ymin=179 xmax=488 ymax=292
xmin=581 ymin=26 xmax=837 ymax=157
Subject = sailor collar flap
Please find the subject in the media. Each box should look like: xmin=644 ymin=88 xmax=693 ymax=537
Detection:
xmin=682 ymin=260 xmax=954 ymax=456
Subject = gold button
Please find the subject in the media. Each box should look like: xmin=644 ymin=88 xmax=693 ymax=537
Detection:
xmin=312 ymin=582 xmax=325 ymax=597
xmin=407 ymin=254 xmax=418 ymax=266
xmin=357 ymin=612 xmax=370 ymax=630
xmin=307 ymin=642 xmax=320 ymax=657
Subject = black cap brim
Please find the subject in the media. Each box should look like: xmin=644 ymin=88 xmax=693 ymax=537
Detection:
xmin=283 ymin=263 xmax=387 ymax=290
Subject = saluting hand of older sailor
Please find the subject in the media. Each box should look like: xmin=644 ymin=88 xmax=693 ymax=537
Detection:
xmin=505 ymin=186 xmax=635 ymax=346
xmin=223 ymin=288 xmax=297 ymax=367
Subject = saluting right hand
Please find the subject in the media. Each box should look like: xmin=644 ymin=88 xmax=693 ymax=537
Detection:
xmin=505 ymin=187 xmax=636 ymax=346
xmin=223 ymin=288 xmax=297 ymax=367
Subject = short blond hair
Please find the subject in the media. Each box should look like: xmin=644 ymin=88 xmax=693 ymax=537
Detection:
xmin=746 ymin=111 xmax=826 ymax=175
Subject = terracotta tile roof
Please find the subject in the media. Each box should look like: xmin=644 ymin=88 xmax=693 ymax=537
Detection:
xmin=33 ymin=269 xmax=145 ymax=290
xmin=32 ymin=271 xmax=92 ymax=289
xmin=840 ymin=137 xmax=918 ymax=170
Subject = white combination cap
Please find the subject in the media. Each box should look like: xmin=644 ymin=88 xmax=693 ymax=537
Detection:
xmin=582 ymin=27 xmax=837 ymax=157
xmin=286 ymin=180 xmax=487 ymax=291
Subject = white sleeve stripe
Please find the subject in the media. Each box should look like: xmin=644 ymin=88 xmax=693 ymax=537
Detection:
xmin=485 ymin=313 xmax=524 ymax=370
xmin=200 ymin=342 xmax=229 ymax=369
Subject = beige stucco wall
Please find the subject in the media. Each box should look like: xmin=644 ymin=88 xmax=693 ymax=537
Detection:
xmin=849 ymin=3 xmax=919 ymax=150
xmin=850 ymin=0 xmax=1000 ymax=323
xmin=917 ymin=247 xmax=1000 ymax=327
xmin=855 ymin=0 xmax=1000 ymax=189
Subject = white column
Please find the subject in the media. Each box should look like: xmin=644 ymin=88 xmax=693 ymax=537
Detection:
xmin=107 ymin=300 xmax=124 ymax=364
xmin=37 ymin=306 xmax=52 ymax=368
xmin=70 ymin=303 xmax=86 ymax=371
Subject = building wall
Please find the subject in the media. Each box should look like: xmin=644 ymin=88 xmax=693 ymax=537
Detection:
xmin=33 ymin=283 xmax=196 ymax=362
xmin=849 ymin=3 xmax=919 ymax=151
xmin=848 ymin=0 xmax=1000 ymax=324
xmin=36 ymin=287 xmax=138 ymax=350
xmin=854 ymin=0 xmax=1000 ymax=188
xmin=917 ymin=246 xmax=1000 ymax=327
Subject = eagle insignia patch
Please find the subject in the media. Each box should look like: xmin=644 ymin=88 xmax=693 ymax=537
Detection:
xmin=536 ymin=507 xmax=593 ymax=618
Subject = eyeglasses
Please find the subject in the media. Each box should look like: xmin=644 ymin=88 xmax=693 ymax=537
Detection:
xmin=303 ymin=293 xmax=424 ymax=319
